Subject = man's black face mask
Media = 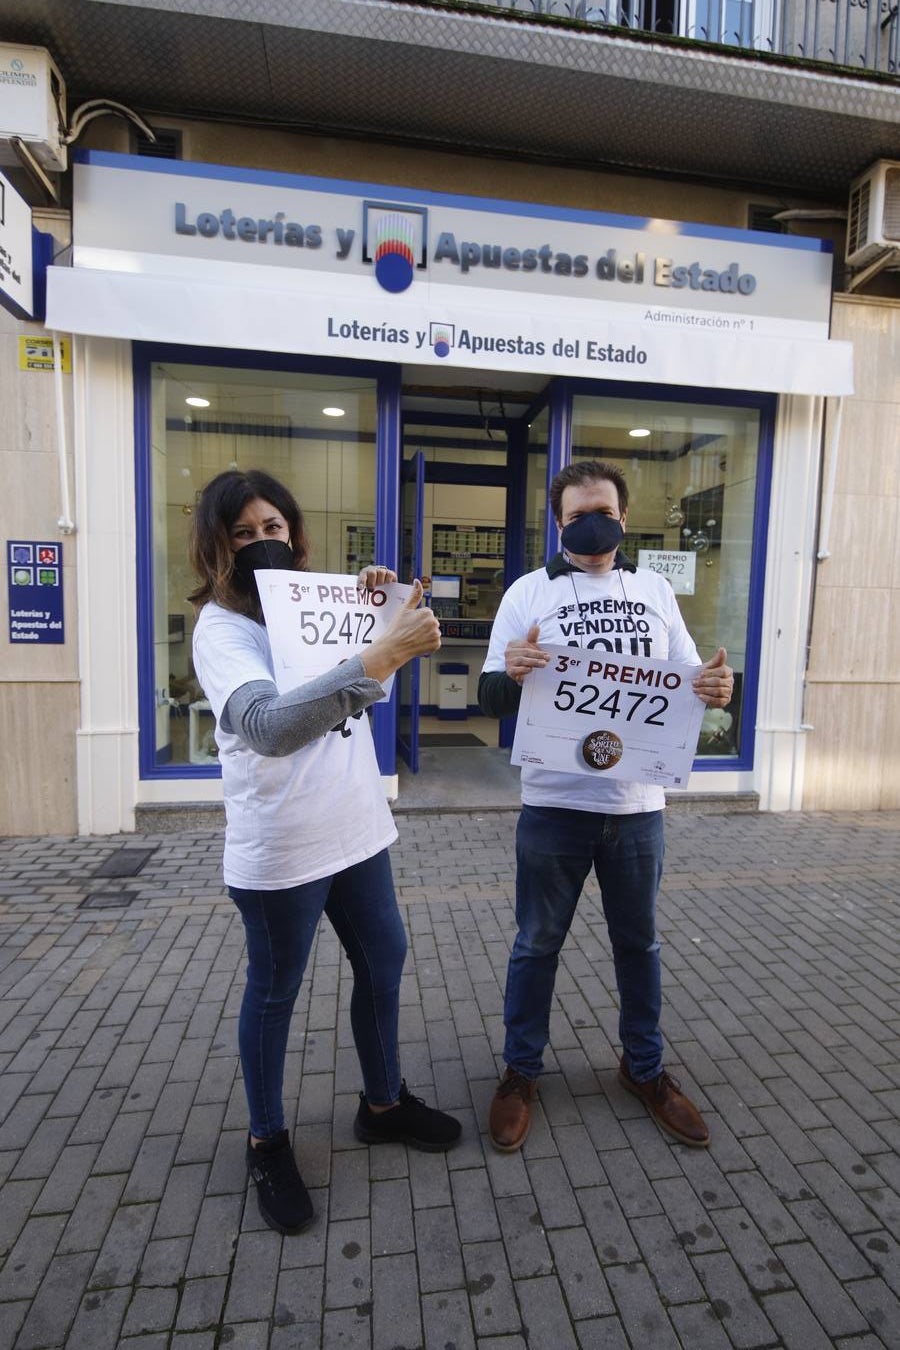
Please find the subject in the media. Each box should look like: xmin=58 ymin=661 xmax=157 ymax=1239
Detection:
xmin=560 ymin=511 xmax=624 ymax=557
xmin=232 ymin=538 xmax=295 ymax=592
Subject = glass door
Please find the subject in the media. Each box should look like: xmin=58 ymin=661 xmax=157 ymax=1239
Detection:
xmin=397 ymin=450 xmax=425 ymax=771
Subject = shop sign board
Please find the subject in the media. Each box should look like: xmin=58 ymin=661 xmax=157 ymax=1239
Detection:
xmin=46 ymin=152 xmax=855 ymax=395
xmin=0 ymin=169 xmax=34 ymax=319
xmin=7 ymin=540 xmax=64 ymax=643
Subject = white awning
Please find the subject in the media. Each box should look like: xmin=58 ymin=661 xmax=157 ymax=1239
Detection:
xmin=46 ymin=265 xmax=854 ymax=397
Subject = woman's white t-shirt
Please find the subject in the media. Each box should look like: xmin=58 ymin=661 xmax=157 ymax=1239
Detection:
xmin=193 ymin=603 xmax=397 ymax=890
xmin=482 ymin=564 xmax=701 ymax=815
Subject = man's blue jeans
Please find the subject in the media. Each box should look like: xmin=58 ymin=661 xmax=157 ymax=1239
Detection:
xmin=504 ymin=804 xmax=665 ymax=1084
xmin=229 ymin=848 xmax=407 ymax=1139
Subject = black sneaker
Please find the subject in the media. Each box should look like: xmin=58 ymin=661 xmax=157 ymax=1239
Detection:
xmin=246 ymin=1130 xmax=314 ymax=1234
xmin=353 ymin=1081 xmax=462 ymax=1152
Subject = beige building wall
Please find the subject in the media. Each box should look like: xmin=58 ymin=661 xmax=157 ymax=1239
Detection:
xmin=803 ymin=296 xmax=900 ymax=809
xmin=0 ymin=228 xmax=78 ymax=835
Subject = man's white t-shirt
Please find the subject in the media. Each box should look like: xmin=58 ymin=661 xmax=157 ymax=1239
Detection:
xmin=483 ymin=563 xmax=700 ymax=815
xmin=193 ymin=603 xmax=397 ymax=890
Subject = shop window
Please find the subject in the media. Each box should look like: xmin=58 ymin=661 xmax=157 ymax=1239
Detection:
xmin=571 ymin=393 xmax=766 ymax=760
xmin=146 ymin=362 xmax=377 ymax=770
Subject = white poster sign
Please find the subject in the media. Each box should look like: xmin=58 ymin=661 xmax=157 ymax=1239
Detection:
xmin=512 ymin=645 xmax=705 ymax=788
xmin=256 ymin=571 xmax=412 ymax=696
xmin=637 ymin=549 xmax=697 ymax=595
xmin=0 ymin=170 xmax=34 ymax=319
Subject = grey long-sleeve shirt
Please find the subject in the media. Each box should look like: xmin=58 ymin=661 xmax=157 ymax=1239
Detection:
xmin=220 ymin=654 xmax=386 ymax=757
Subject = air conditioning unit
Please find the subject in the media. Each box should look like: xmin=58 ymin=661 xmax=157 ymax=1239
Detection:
xmin=846 ymin=160 xmax=900 ymax=268
xmin=0 ymin=44 xmax=67 ymax=174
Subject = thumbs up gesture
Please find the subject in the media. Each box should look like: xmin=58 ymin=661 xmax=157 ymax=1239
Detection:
xmin=360 ymin=579 xmax=442 ymax=684
xmin=692 ymin=647 xmax=734 ymax=708
xmin=504 ymin=623 xmax=550 ymax=686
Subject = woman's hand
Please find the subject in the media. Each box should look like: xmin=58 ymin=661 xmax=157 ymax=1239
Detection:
xmin=358 ymin=563 xmax=398 ymax=590
xmin=505 ymin=624 xmax=550 ymax=686
xmin=360 ymin=580 xmax=441 ymax=684
xmin=692 ymin=647 xmax=734 ymax=708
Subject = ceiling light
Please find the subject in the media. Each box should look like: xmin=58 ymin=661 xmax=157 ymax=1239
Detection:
xmin=322 ymin=406 xmax=345 ymax=417
xmin=185 ymin=396 xmax=210 ymax=408
xmin=628 ymin=427 xmax=651 ymax=438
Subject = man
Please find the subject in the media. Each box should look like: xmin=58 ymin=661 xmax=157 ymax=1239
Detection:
xmin=478 ymin=459 xmax=733 ymax=1153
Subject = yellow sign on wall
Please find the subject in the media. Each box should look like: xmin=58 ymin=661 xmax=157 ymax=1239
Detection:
xmin=18 ymin=335 xmax=72 ymax=372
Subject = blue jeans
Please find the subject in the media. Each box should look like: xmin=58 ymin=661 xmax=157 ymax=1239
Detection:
xmin=504 ymin=805 xmax=665 ymax=1084
xmin=229 ymin=848 xmax=407 ymax=1139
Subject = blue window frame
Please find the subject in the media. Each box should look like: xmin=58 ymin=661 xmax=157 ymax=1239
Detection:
xmin=133 ymin=343 xmax=397 ymax=780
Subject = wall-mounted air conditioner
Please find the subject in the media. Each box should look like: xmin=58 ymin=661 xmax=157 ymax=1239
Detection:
xmin=846 ymin=160 xmax=900 ymax=269
xmin=0 ymin=43 xmax=67 ymax=174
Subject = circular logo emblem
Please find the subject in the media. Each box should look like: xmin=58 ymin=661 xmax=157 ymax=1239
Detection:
xmin=581 ymin=730 xmax=624 ymax=771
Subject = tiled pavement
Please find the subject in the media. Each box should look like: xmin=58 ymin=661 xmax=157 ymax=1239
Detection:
xmin=1 ymin=807 xmax=900 ymax=1350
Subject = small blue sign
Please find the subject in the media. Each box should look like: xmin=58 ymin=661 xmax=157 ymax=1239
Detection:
xmin=7 ymin=540 xmax=64 ymax=643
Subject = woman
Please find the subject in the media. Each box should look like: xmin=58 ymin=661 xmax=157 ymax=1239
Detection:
xmin=189 ymin=468 xmax=460 ymax=1235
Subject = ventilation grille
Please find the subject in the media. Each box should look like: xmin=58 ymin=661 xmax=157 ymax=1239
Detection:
xmin=747 ymin=205 xmax=787 ymax=235
xmin=884 ymin=167 xmax=900 ymax=242
xmin=132 ymin=128 xmax=182 ymax=159
xmin=847 ymin=178 xmax=871 ymax=257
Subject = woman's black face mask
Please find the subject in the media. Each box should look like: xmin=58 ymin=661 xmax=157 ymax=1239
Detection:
xmin=232 ymin=538 xmax=295 ymax=592
xmin=560 ymin=510 xmax=624 ymax=557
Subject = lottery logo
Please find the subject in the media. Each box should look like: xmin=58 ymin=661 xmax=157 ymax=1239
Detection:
xmin=363 ymin=202 xmax=428 ymax=294
xmin=581 ymin=730 xmax=624 ymax=771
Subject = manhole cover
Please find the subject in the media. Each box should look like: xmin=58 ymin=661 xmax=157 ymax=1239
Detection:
xmin=93 ymin=847 xmax=157 ymax=878
xmin=78 ymin=890 xmax=140 ymax=910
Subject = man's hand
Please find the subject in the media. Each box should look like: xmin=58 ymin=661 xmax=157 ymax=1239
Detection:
xmin=504 ymin=624 xmax=551 ymax=686
xmin=692 ymin=647 xmax=734 ymax=708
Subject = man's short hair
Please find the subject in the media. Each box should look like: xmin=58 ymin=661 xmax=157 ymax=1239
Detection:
xmin=549 ymin=460 xmax=629 ymax=523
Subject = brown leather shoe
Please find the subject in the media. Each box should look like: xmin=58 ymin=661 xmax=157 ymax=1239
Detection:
xmin=488 ymin=1068 xmax=537 ymax=1152
xmin=617 ymin=1060 xmax=710 ymax=1147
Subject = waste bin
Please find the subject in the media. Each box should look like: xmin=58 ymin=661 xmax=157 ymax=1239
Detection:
xmin=437 ymin=663 xmax=468 ymax=720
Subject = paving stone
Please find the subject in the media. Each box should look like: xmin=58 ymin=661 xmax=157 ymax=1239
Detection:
xmin=372 ymin=1251 xmax=421 ymax=1350
xmin=547 ymin=1226 xmax=614 ymax=1320
xmin=224 ymin=1229 xmax=281 ymax=1324
xmin=667 ymin=1301 xmax=734 ymax=1350
xmin=461 ymin=1239 xmax=521 ymax=1338
xmin=184 ymin=1194 xmax=244 ymax=1279
xmin=774 ymin=1241 xmax=870 ymax=1338
xmin=0 ymin=1213 xmax=67 ymax=1299
xmin=788 ymin=1198 xmax=876 ymax=1280
xmin=322 ymin=1305 xmax=371 ymax=1349
xmin=761 ymin=1289 xmax=836 ymax=1349
xmin=421 ymin=1288 xmax=476 ymax=1350
xmin=325 ymin=1217 xmax=371 ymax=1309
xmin=414 ymin=1204 xmax=465 ymax=1292
xmin=496 ymin=1193 xmax=553 ymax=1278
xmin=516 ymin=1274 xmax=580 ymax=1350
xmin=844 ymin=1276 xmax=900 ymax=1349
xmin=65 ymin=1287 xmax=131 ymax=1350
xmin=576 ymin=1186 xmax=641 ymax=1265
xmin=691 ymin=1250 xmax=778 ymax=1349
xmin=14 ymin=1250 xmax=94 ymax=1350
xmin=603 ymin=1262 xmax=680 ymax=1350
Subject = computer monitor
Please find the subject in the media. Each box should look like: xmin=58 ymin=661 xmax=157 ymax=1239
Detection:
xmin=431 ymin=574 xmax=461 ymax=599
xmin=430 ymin=574 xmax=461 ymax=618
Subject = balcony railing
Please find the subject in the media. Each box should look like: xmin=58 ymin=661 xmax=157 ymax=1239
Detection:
xmin=458 ymin=0 xmax=899 ymax=74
